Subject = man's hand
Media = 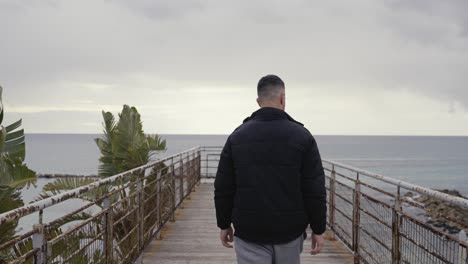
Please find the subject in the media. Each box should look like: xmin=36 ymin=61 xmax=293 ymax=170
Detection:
xmin=220 ymin=227 xmax=234 ymax=248
xmin=311 ymin=234 xmax=324 ymax=255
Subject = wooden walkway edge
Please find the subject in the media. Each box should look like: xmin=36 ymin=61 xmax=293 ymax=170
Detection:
xmin=142 ymin=183 xmax=353 ymax=264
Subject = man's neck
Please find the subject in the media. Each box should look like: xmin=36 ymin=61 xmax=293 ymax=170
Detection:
xmin=260 ymin=105 xmax=284 ymax=111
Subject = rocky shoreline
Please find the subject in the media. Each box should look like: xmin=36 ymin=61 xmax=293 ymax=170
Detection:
xmin=405 ymin=189 xmax=468 ymax=235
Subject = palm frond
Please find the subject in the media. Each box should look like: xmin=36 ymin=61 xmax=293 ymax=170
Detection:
xmin=148 ymin=134 xmax=167 ymax=150
xmin=102 ymin=111 xmax=116 ymax=138
xmin=0 ymin=90 xmax=35 ymax=185
xmin=5 ymin=119 xmax=22 ymax=134
xmin=48 ymin=212 xmax=93 ymax=231
xmin=0 ymin=154 xmax=36 ymax=188
xmin=95 ymin=112 xmax=119 ymax=177
xmin=0 ymin=126 xmax=6 ymax=151
xmin=95 ymin=137 xmax=118 ymax=177
xmin=147 ymin=135 xmax=166 ymax=161
xmin=5 ymin=129 xmax=24 ymax=142
xmin=4 ymin=141 xmax=25 ymax=161
xmin=0 ymin=186 xmax=23 ymax=245
xmin=36 ymin=177 xmax=109 ymax=202
xmin=1 ymin=119 xmax=26 ymax=161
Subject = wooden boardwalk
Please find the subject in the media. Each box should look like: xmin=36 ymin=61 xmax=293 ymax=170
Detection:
xmin=143 ymin=183 xmax=353 ymax=264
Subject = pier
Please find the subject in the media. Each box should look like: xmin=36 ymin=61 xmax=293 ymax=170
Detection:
xmin=141 ymin=183 xmax=352 ymax=263
xmin=0 ymin=147 xmax=467 ymax=263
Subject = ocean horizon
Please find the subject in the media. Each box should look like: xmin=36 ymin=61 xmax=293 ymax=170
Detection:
xmin=22 ymin=134 xmax=468 ymax=200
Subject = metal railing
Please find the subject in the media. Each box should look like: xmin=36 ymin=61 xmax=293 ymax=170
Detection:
xmin=323 ymin=160 xmax=468 ymax=264
xmin=200 ymin=146 xmax=225 ymax=179
xmin=194 ymin=146 xmax=468 ymax=264
xmin=1 ymin=146 xmax=467 ymax=264
xmin=0 ymin=147 xmax=206 ymax=264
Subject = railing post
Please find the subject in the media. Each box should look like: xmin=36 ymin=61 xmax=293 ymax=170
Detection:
xmin=352 ymin=173 xmax=361 ymax=264
xmin=32 ymin=223 xmax=46 ymax=264
xmin=392 ymin=187 xmax=402 ymax=264
xmin=205 ymin=151 xmax=208 ymax=179
xmin=188 ymin=151 xmax=194 ymax=192
xmin=193 ymin=152 xmax=196 ymax=188
xmin=179 ymin=155 xmax=185 ymax=208
xmin=329 ymin=165 xmax=336 ymax=239
xmin=136 ymin=175 xmax=144 ymax=252
xmin=156 ymin=170 xmax=162 ymax=239
xmin=458 ymin=231 xmax=467 ymax=264
xmin=197 ymin=149 xmax=202 ymax=183
xmin=170 ymin=158 xmax=176 ymax=222
xmin=103 ymin=197 xmax=113 ymax=264
xmin=191 ymin=151 xmax=197 ymax=190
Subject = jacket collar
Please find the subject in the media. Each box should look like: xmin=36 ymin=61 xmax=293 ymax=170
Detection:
xmin=243 ymin=107 xmax=304 ymax=126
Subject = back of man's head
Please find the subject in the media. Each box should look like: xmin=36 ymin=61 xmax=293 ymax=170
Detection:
xmin=257 ymin=75 xmax=286 ymax=109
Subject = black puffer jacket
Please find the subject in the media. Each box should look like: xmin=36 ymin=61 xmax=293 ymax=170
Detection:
xmin=214 ymin=107 xmax=327 ymax=244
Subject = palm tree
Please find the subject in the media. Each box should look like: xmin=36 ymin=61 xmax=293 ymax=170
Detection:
xmin=0 ymin=85 xmax=36 ymax=259
xmin=36 ymin=105 xmax=167 ymax=263
xmin=95 ymin=105 xmax=167 ymax=177
xmin=94 ymin=105 xmax=167 ymax=262
xmin=39 ymin=104 xmax=167 ymax=198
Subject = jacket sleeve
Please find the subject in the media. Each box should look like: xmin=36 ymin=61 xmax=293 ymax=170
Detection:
xmin=301 ymin=136 xmax=327 ymax=235
xmin=214 ymin=137 xmax=236 ymax=230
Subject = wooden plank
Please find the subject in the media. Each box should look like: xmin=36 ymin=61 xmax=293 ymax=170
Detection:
xmin=143 ymin=184 xmax=353 ymax=263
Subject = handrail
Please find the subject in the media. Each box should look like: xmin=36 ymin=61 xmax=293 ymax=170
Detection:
xmin=0 ymin=146 xmax=200 ymax=225
xmin=199 ymin=150 xmax=468 ymax=209
xmin=322 ymin=159 xmax=468 ymax=209
xmin=321 ymin=159 xmax=467 ymax=264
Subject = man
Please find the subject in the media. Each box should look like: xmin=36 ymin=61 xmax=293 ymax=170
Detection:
xmin=214 ymin=75 xmax=327 ymax=264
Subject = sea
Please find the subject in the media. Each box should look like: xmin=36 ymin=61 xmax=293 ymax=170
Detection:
xmin=22 ymin=134 xmax=468 ymax=203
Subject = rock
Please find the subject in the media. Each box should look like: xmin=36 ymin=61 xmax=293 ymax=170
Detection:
xmin=414 ymin=189 xmax=468 ymax=235
xmin=436 ymin=189 xmax=466 ymax=198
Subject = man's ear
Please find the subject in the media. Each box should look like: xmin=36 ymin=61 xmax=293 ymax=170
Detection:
xmin=256 ymin=98 xmax=262 ymax=107
xmin=280 ymin=93 xmax=286 ymax=109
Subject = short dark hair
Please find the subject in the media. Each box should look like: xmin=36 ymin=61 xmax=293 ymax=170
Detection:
xmin=257 ymin=75 xmax=285 ymax=99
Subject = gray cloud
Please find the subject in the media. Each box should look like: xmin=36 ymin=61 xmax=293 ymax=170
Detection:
xmin=377 ymin=0 xmax=468 ymax=106
xmin=5 ymin=110 xmax=101 ymax=134
xmin=385 ymin=0 xmax=468 ymax=36
xmin=110 ymin=0 xmax=204 ymax=21
xmin=1 ymin=0 xmax=468 ymax=134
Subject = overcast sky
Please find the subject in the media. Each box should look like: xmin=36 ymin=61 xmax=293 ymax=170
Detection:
xmin=1 ymin=0 xmax=468 ymax=135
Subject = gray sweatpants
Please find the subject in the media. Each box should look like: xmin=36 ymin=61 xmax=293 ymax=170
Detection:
xmin=234 ymin=235 xmax=304 ymax=264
